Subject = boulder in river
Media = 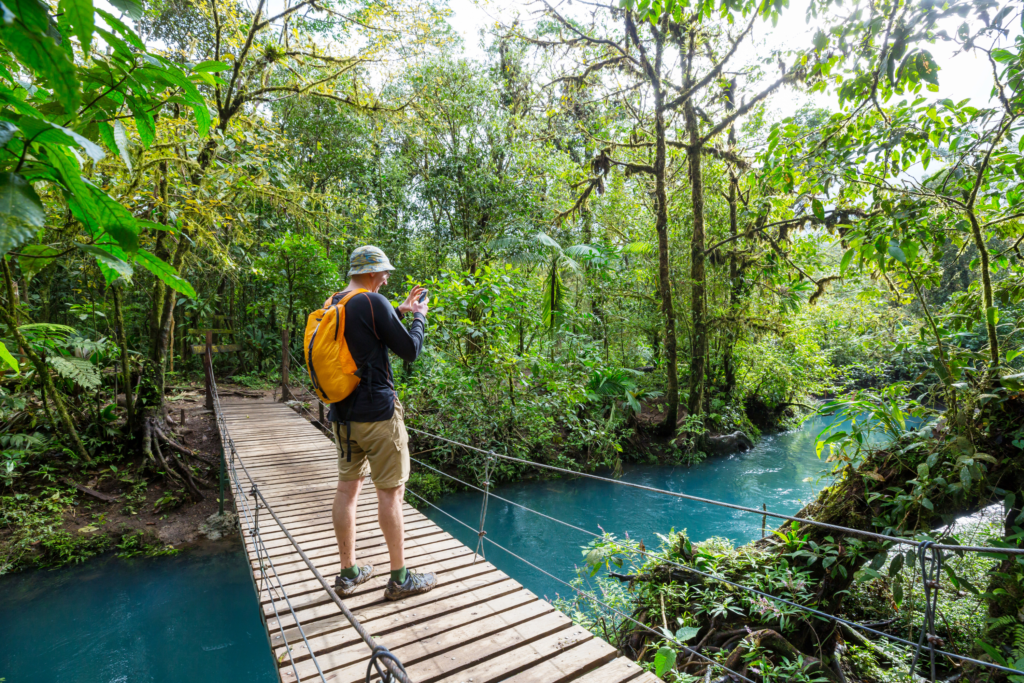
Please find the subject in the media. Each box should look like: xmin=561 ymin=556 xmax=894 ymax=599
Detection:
xmin=198 ymin=512 xmax=239 ymax=541
xmin=704 ymin=431 xmax=755 ymax=454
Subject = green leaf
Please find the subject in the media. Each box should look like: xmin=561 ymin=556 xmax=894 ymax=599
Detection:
xmin=892 ymin=577 xmax=903 ymax=604
xmin=97 ymin=120 xmax=119 ymax=156
xmin=960 ymin=465 xmax=972 ymax=489
xmin=888 ymin=552 xmax=904 ymax=577
xmin=1008 ymin=350 xmax=1022 ymax=362
xmin=58 ymin=0 xmax=94 ymax=53
xmin=17 ymin=118 xmax=105 ymax=162
xmin=8 ymin=0 xmax=49 ymax=33
xmin=0 ymin=172 xmax=45 ymax=257
xmin=901 ymin=240 xmax=919 ymax=263
xmin=193 ymin=59 xmax=232 ymax=72
xmin=112 ymin=119 xmax=132 ymax=171
xmin=916 ymin=51 xmax=940 ymax=86
xmin=0 ymin=341 xmax=18 ymax=373
xmin=654 ymin=646 xmax=676 ymax=677
xmin=813 ymin=29 xmax=827 ymax=50
xmin=106 ymin=0 xmax=142 ymax=21
xmin=840 ymin=247 xmax=855 ymax=275
xmin=987 ymin=306 xmax=1000 ymax=326
xmin=917 ymin=462 xmax=929 ymax=479
xmin=0 ymin=23 xmax=81 ymax=112
xmin=134 ymin=249 xmax=195 ymax=298
xmin=141 ymin=60 xmax=209 ymax=136
xmin=17 ymin=243 xmax=61 ymax=280
xmin=94 ymin=8 xmax=144 ymax=48
xmin=67 ymin=180 xmax=139 ymax=254
xmin=674 ymin=626 xmax=700 ymax=642
xmin=78 ymin=242 xmax=133 ymax=282
xmin=812 ymin=198 xmax=825 ymax=221
xmin=888 ymin=244 xmax=906 ymax=263
xmin=130 ymin=97 xmax=155 ymax=147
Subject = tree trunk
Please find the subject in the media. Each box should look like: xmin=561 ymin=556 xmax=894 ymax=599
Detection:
xmin=967 ymin=211 xmax=1000 ymax=380
xmin=723 ymin=171 xmax=739 ymax=394
xmin=0 ymin=304 xmax=91 ymax=462
xmin=636 ymin=19 xmax=678 ymax=437
xmin=684 ymin=41 xmax=707 ymax=419
xmin=112 ymin=283 xmax=135 ymax=430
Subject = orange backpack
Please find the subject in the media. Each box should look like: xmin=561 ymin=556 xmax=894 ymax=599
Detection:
xmin=303 ymin=289 xmax=369 ymax=403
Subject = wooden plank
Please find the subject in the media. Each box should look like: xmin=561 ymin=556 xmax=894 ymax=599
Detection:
xmin=501 ymin=638 xmax=618 ymax=683
xmin=191 ymin=343 xmax=242 ymax=354
xmin=288 ymin=593 xmax=550 ymax=680
xmin=578 ymin=657 xmax=653 ymax=682
xmin=187 ymin=327 xmax=232 ymax=334
xmin=224 ymin=398 xmax=627 ymax=683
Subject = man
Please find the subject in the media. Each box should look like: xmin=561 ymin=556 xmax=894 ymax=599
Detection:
xmin=326 ymin=245 xmax=436 ymax=600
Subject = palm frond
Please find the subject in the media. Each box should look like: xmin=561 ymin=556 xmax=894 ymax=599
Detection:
xmin=533 ymin=232 xmax=562 ymax=251
xmin=623 ymin=241 xmax=655 ymax=256
xmin=541 ymin=258 xmax=565 ymax=329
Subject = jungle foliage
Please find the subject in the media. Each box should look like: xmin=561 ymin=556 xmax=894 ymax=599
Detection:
xmin=1 ymin=0 xmax=1024 ymax=679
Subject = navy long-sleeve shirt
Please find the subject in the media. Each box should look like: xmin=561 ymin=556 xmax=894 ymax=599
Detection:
xmin=327 ymin=290 xmax=425 ymax=423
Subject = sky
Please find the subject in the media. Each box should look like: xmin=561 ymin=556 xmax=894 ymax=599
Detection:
xmin=442 ymin=0 xmax=1006 ymax=119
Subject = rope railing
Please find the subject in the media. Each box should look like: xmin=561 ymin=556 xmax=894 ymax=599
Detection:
xmin=210 ymin=370 xmax=412 ymax=683
xmin=401 ymin=486 xmax=756 ymax=683
xmin=282 ymin=348 xmax=1024 ymax=681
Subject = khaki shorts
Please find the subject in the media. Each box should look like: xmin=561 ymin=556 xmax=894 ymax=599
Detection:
xmin=331 ymin=400 xmax=410 ymax=489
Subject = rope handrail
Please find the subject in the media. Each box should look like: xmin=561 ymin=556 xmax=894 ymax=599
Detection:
xmin=408 ymin=456 xmax=1024 ymax=677
xmin=282 ymin=345 xmax=1024 ymax=679
xmin=402 ymin=486 xmax=756 ymax=683
xmin=403 ymin=425 xmax=1024 ymax=557
xmin=210 ymin=369 xmax=413 ymax=683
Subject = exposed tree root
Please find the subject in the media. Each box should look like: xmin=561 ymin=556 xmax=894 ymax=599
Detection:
xmin=144 ymin=417 xmax=204 ymax=502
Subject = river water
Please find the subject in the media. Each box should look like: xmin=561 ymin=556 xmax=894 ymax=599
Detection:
xmin=0 ymin=414 xmax=876 ymax=681
xmin=421 ymin=415 xmax=852 ymax=603
xmin=0 ymin=541 xmax=278 ymax=683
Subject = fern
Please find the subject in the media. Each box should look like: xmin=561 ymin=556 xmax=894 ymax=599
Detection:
xmin=47 ymin=356 xmax=101 ymax=389
xmin=988 ymin=615 xmax=1017 ymax=634
xmin=17 ymin=323 xmax=76 ymax=338
xmin=1014 ymin=625 xmax=1024 ymax=661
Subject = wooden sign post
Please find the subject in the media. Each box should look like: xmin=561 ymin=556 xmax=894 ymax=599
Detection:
xmin=280 ymin=327 xmax=293 ymax=402
xmin=203 ymin=330 xmax=214 ymax=409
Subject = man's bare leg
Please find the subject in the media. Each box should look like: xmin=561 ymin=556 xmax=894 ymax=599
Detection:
xmin=333 ymin=478 xmax=364 ymax=569
xmin=376 ymin=483 xmax=406 ymax=572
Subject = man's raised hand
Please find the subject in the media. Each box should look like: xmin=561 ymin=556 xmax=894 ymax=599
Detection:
xmin=399 ymin=285 xmax=427 ymax=315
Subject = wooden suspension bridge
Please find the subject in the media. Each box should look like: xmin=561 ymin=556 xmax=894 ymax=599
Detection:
xmin=220 ymin=398 xmax=661 ymax=683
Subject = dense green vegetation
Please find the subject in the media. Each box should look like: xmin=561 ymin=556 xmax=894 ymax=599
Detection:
xmin=1 ymin=0 xmax=1023 ymax=679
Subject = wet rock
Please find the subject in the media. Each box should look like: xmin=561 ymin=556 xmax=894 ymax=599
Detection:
xmin=198 ymin=512 xmax=239 ymax=541
xmin=705 ymin=430 xmax=755 ymax=454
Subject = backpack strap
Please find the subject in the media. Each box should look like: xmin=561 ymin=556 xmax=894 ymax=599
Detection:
xmin=334 ymin=288 xmax=369 ymax=462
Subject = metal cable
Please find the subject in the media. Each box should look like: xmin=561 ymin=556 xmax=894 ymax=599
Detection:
xmin=210 ymin=374 xmax=414 ymax=683
xmin=217 ymin=412 xmax=328 ymax=682
xmin=409 ymin=456 xmax=1024 ymax=677
xmin=403 ymin=487 xmax=756 ymax=683
xmin=236 ymin=479 xmax=327 ymax=682
xmin=286 ymin=351 xmax=1024 ymax=677
xmin=404 ymin=425 xmax=1024 ymax=556
xmin=474 ymin=455 xmax=494 ymax=561
xmin=911 ymin=543 xmax=944 ymax=682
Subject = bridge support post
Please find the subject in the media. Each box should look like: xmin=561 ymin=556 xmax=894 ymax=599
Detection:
xmin=203 ymin=331 xmax=214 ymax=410
xmin=219 ymin=444 xmax=226 ymax=515
xmin=280 ymin=327 xmax=293 ymax=402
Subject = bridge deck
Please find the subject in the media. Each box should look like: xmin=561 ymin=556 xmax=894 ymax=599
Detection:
xmin=223 ymin=399 xmax=658 ymax=683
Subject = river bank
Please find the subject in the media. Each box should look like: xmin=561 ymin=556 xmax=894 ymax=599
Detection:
xmin=0 ymin=382 xmax=256 ymax=575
